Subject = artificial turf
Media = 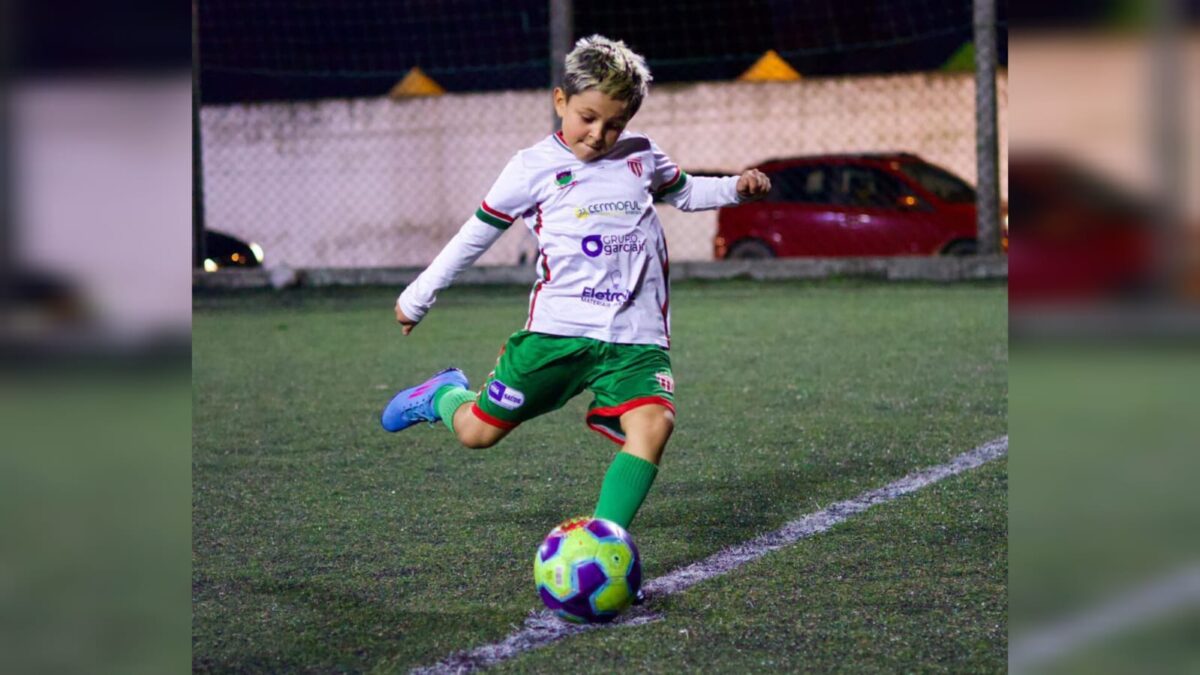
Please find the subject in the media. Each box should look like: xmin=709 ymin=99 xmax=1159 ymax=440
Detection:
xmin=192 ymin=279 xmax=1007 ymax=672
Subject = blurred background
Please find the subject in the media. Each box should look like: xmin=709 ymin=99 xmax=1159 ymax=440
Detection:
xmin=1 ymin=1 xmax=192 ymax=674
xmin=1007 ymin=2 xmax=1200 ymax=675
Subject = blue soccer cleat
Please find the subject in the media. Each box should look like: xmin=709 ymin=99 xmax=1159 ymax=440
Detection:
xmin=381 ymin=367 xmax=469 ymax=432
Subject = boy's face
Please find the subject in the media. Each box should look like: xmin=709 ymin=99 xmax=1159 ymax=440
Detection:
xmin=553 ymin=87 xmax=632 ymax=162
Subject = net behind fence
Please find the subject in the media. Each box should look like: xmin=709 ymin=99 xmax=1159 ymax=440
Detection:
xmin=197 ymin=0 xmax=1007 ymax=268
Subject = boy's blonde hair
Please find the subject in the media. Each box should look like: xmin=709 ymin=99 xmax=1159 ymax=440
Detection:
xmin=561 ymin=35 xmax=652 ymax=116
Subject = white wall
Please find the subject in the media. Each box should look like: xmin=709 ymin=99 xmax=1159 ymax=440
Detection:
xmin=201 ymin=72 xmax=1007 ymax=267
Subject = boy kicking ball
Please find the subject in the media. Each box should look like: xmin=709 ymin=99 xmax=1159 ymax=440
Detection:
xmin=382 ymin=35 xmax=769 ymax=535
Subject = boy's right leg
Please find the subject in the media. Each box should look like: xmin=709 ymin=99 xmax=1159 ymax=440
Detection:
xmin=380 ymin=368 xmax=512 ymax=448
xmin=448 ymin=403 xmax=512 ymax=449
xmin=380 ymin=367 xmax=470 ymax=432
xmin=383 ymin=331 xmax=587 ymax=447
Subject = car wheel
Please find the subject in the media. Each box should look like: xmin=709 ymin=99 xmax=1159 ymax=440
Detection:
xmin=942 ymin=239 xmax=978 ymax=256
xmin=727 ymin=240 xmax=775 ymax=259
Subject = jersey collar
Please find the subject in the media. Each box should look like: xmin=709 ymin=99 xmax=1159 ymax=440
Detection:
xmin=552 ymin=130 xmax=573 ymax=155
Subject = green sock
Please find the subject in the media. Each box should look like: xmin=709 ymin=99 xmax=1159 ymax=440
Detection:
xmin=433 ymin=386 xmax=476 ymax=433
xmin=593 ymin=452 xmax=659 ymax=529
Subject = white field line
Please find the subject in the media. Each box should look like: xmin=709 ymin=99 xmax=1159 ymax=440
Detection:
xmin=1009 ymin=564 xmax=1200 ymax=673
xmin=411 ymin=436 xmax=1008 ymax=674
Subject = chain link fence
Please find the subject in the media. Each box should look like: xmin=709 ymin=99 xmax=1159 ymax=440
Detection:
xmin=197 ymin=0 xmax=1007 ymax=269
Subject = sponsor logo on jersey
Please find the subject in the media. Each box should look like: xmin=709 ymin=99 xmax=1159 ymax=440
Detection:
xmin=627 ymin=158 xmax=643 ymax=177
xmin=655 ymin=371 xmax=675 ymax=394
xmin=574 ymin=200 xmax=642 ymax=219
xmin=580 ymin=286 xmax=630 ymax=306
xmin=581 ymin=233 xmax=646 ymax=258
xmin=487 ymin=380 xmax=525 ymax=410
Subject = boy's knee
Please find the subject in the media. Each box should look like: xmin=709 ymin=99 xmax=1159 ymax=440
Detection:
xmin=651 ymin=409 xmax=675 ymax=437
xmin=625 ymin=405 xmax=674 ymax=443
xmin=457 ymin=429 xmax=492 ymax=449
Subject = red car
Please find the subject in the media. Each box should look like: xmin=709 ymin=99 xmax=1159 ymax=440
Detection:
xmin=713 ymin=153 xmax=983 ymax=258
xmin=1007 ymin=154 xmax=1155 ymax=305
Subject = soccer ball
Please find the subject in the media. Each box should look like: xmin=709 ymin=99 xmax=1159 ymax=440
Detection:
xmin=533 ymin=516 xmax=642 ymax=623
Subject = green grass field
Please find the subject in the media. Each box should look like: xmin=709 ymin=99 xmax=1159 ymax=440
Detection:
xmin=192 ymin=280 xmax=1007 ymax=672
xmin=1009 ymin=344 xmax=1200 ymax=674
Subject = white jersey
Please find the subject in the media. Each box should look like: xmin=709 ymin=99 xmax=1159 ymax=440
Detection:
xmin=397 ymin=131 xmax=742 ymax=348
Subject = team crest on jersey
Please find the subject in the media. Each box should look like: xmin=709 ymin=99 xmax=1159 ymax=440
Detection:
xmin=655 ymin=372 xmax=675 ymax=394
xmin=627 ymin=158 xmax=643 ymax=177
xmin=555 ymin=169 xmax=576 ymax=189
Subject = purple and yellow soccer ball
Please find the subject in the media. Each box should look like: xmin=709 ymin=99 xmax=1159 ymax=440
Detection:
xmin=533 ymin=516 xmax=642 ymax=623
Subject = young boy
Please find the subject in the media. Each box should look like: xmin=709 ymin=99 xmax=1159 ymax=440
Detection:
xmin=382 ymin=35 xmax=769 ymax=531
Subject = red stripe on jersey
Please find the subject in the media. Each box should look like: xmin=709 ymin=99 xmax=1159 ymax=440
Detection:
xmin=535 ymin=202 xmax=543 ymax=235
xmin=553 ymin=130 xmax=572 ymax=153
xmin=660 ymin=240 xmax=672 ymax=348
xmin=480 ymin=201 xmax=515 ymax=223
xmin=657 ymin=167 xmax=682 ymax=192
xmin=526 ymin=280 xmax=543 ymax=330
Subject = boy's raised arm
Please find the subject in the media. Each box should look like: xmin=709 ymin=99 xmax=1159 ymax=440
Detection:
xmin=395 ymin=217 xmax=506 ymax=331
xmin=649 ymin=140 xmax=770 ymax=211
xmin=395 ymin=154 xmax=534 ymax=333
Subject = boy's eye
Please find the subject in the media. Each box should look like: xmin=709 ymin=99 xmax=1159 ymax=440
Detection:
xmin=581 ymin=116 xmax=595 ymax=123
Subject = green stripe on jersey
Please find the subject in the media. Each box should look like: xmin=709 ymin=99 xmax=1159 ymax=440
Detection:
xmin=656 ymin=171 xmax=689 ymax=196
xmin=475 ymin=208 xmax=511 ymax=230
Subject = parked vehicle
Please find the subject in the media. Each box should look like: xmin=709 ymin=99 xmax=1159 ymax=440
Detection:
xmin=203 ymin=231 xmax=264 ymax=271
xmin=1007 ymin=153 xmax=1155 ymax=305
xmin=713 ymin=153 xmax=989 ymax=259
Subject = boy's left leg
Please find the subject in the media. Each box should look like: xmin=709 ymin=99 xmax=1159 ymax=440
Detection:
xmin=617 ymin=404 xmax=675 ymax=465
xmin=587 ymin=344 xmax=676 ymax=530
xmin=592 ymin=406 xmax=673 ymax=530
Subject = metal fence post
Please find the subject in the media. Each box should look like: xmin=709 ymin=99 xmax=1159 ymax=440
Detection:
xmin=549 ymin=0 xmax=573 ymax=131
xmin=973 ymin=0 xmax=1000 ymax=255
xmin=193 ymin=0 xmax=207 ymax=269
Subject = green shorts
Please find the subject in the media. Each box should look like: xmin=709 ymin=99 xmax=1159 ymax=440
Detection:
xmin=471 ymin=331 xmax=675 ymax=444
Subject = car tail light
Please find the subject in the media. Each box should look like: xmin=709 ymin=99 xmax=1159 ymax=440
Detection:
xmin=713 ymin=235 xmax=728 ymax=259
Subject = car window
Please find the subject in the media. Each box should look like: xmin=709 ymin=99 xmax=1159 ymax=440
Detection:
xmin=835 ymin=166 xmax=910 ymax=208
xmin=766 ymin=166 xmax=834 ymax=204
xmin=896 ymin=162 xmax=975 ymax=203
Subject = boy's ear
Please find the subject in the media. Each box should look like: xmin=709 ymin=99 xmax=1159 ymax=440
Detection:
xmin=552 ymin=87 xmax=567 ymax=117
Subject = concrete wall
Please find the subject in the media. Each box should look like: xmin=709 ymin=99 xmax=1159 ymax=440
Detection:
xmin=201 ymin=72 xmax=1007 ymax=268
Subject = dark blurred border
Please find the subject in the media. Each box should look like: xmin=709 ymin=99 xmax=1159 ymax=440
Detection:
xmin=1 ymin=1 xmax=192 ymax=673
xmin=1008 ymin=1 xmax=1200 ymax=672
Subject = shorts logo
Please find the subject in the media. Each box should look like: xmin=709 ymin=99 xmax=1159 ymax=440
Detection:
xmin=487 ymin=380 xmax=525 ymax=410
xmin=581 ymin=233 xmax=646 ymax=258
xmin=627 ymin=158 xmax=643 ymax=177
xmin=580 ymin=287 xmax=630 ymax=306
xmin=655 ymin=372 xmax=675 ymax=394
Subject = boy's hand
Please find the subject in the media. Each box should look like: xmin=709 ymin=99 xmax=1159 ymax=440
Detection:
xmin=395 ymin=305 xmax=418 ymax=335
xmin=736 ymin=169 xmax=771 ymax=201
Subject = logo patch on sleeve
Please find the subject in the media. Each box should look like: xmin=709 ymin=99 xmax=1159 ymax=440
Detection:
xmin=487 ymin=380 xmax=526 ymax=410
